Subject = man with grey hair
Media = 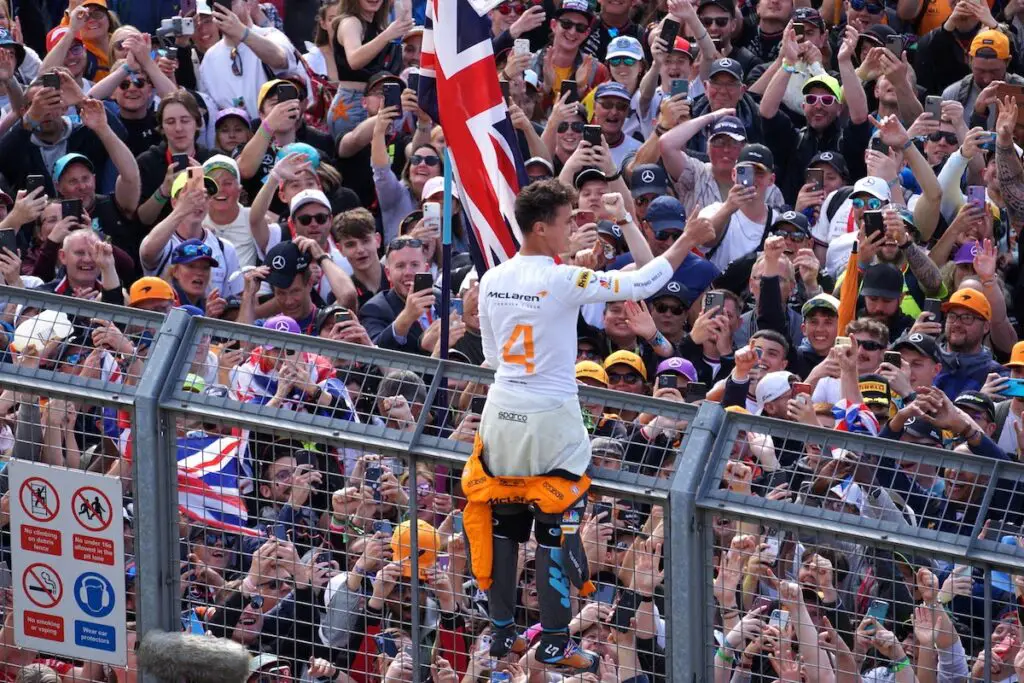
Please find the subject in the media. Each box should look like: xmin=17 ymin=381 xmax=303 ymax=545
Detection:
xmin=34 ymin=230 xmax=123 ymax=305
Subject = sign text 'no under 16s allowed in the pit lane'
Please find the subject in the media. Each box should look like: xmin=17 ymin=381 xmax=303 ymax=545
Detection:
xmin=8 ymin=460 xmax=127 ymax=666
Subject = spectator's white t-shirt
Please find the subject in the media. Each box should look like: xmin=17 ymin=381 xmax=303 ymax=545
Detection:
xmin=198 ymin=27 xmax=298 ymax=119
xmin=698 ymin=202 xmax=776 ymax=271
xmin=205 ymin=206 xmax=257 ymax=268
xmin=608 ymin=133 xmax=641 ymax=171
xmin=143 ymin=228 xmax=245 ymax=298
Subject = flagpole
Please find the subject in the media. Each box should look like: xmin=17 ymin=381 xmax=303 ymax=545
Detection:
xmin=439 ymin=148 xmax=454 ymax=362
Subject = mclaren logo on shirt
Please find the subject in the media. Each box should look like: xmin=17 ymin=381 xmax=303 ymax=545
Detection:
xmin=487 ymin=291 xmax=543 ymax=303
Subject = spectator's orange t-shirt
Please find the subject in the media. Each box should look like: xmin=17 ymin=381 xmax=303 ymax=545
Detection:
xmin=914 ymin=0 xmax=995 ymax=35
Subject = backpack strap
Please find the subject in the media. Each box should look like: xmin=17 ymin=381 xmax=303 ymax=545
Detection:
xmin=994 ymin=399 xmax=1013 ymax=444
xmin=825 ymin=186 xmax=854 ymax=223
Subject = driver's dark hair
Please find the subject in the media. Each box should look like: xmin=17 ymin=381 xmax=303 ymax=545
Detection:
xmin=514 ymin=179 xmax=576 ymax=234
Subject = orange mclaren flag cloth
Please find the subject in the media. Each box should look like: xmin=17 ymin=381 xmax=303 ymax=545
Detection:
xmin=837 ymin=242 xmax=860 ymax=333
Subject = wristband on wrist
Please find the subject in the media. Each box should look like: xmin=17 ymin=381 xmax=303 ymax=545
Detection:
xmin=648 ymin=330 xmax=669 ymax=347
xmin=715 ymin=647 xmax=733 ymax=664
xmin=241 ymin=27 xmax=251 ymax=43
xmin=901 ymin=138 xmax=914 ymax=151
xmin=890 ymin=657 xmax=911 ymax=672
xmin=259 ymin=120 xmax=274 ymax=139
xmin=153 ymin=189 xmax=169 ymax=206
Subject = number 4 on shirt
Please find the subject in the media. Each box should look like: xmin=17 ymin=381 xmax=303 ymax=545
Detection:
xmin=501 ymin=324 xmax=536 ymax=374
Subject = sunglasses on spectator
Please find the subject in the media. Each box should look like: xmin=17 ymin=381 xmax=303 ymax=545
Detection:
xmin=849 ymin=0 xmax=885 ymax=11
xmin=68 ymin=43 xmax=86 ymax=56
xmin=260 ymin=578 xmax=294 ymax=592
xmin=851 ymin=197 xmax=885 ymax=210
xmin=578 ymin=348 xmax=601 ymax=361
xmin=772 ymin=229 xmax=808 ymax=241
xmin=178 ymin=243 xmax=214 ymax=259
xmin=558 ymin=121 xmax=585 ymax=134
xmin=190 ymin=528 xmax=236 ymax=548
xmin=854 ymin=339 xmax=885 ymax=351
xmin=497 ymin=0 xmax=540 ymax=13
xmin=296 ymin=212 xmax=331 ymax=227
xmin=119 ymin=77 xmax=151 ymax=90
xmin=409 ymin=154 xmax=441 ymax=167
xmin=249 ymin=595 xmax=265 ymax=610
xmin=87 ymin=8 xmax=108 ymax=20
xmin=230 ymin=47 xmax=243 ymax=77
xmin=558 ymin=18 xmax=591 ymax=33
xmin=699 ymin=16 xmax=731 ymax=26
xmin=653 ymin=229 xmax=682 ymax=241
xmin=608 ymin=371 xmax=643 ymax=384
xmin=804 ymin=94 xmax=837 ymax=107
xmin=927 ymin=131 xmax=958 ymax=144
xmin=608 ymin=56 xmax=639 ymax=66
xmin=387 ymin=237 xmax=425 ymax=252
xmin=598 ymin=98 xmax=630 ymax=112
xmin=653 ymin=301 xmax=685 ymax=315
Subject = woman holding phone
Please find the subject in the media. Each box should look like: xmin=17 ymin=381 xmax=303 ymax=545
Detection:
xmin=328 ymin=0 xmax=413 ymax=139
xmin=371 ymin=104 xmax=444 ymax=241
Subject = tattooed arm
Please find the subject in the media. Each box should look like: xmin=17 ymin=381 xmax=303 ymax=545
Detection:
xmin=903 ymin=242 xmax=942 ymax=295
xmin=995 ymin=96 xmax=1024 ymax=240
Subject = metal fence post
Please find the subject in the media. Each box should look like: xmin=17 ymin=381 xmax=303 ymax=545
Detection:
xmin=132 ymin=309 xmax=193 ymax=682
xmin=665 ymin=401 xmax=724 ymax=682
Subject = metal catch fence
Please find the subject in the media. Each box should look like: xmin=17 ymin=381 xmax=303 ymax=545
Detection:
xmin=2 ymin=285 xmax=1023 ymax=683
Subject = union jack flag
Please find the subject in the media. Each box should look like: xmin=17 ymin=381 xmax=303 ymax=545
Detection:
xmin=418 ymin=0 xmax=528 ymax=273
xmin=177 ymin=432 xmax=260 ymax=537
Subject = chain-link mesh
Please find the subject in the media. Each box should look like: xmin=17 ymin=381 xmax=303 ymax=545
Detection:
xmin=700 ymin=413 xmax=1024 ymax=683
xmin=158 ymin=317 xmax=681 ymax=682
xmin=0 ymin=389 xmax=140 ymax=683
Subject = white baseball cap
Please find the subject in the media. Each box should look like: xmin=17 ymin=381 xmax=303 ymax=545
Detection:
xmin=851 ymin=176 xmax=891 ymax=202
xmin=754 ymin=371 xmax=794 ymax=415
xmin=12 ymin=310 xmax=73 ymax=353
xmin=423 ymin=176 xmax=458 ymax=201
xmin=289 ymin=188 xmax=331 ymax=213
xmin=202 ymin=154 xmax=240 ymax=181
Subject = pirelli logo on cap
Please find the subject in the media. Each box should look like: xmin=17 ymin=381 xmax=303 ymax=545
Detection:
xmin=859 ymin=381 xmax=888 ymax=395
xmin=576 ymin=270 xmax=593 ymax=289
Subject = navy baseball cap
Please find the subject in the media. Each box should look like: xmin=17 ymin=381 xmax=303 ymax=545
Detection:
xmin=594 ymin=81 xmax=631 ymax=102
xmin=808 ymin=151 xmax=850 ymax=180
xmin=793 ymin=7 xmax=826 ymax=29
xmin=771 ymin=210 xmax=811 ymax=236
xmin=737 ymin=143 xmax=774 ymax=171
xmin=645 ymin=196 xmax=686 ymax=232
xmin=630 ymin=164 xmax=669 ymax=197
xmin=709 ymin=115 xmax=746 ymax=142
xmin=709 ymin=58 xmax=744 ymax=81
xmin=171 ymin=239 xmax=219 ymax=267
xmin=265 ymin=240 xmax=311 ymax=289
xmin=573 ymin=166 xmax=610 ymax=189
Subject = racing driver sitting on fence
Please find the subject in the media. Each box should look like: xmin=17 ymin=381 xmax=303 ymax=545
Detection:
xmin=465 ymin=180 xmax=714 ymax=669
